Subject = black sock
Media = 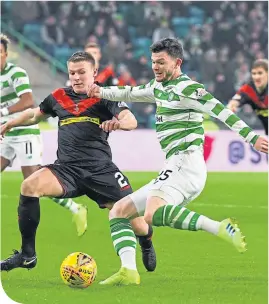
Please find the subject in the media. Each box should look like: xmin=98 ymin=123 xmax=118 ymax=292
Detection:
xmin=137 ymin=225 xmax=153 ymax=249
xmin=18 ymin=194 xmax=40 ymax=257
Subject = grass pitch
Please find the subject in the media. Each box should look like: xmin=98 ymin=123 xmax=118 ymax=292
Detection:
xmin=1 ymin=172 xmax=268 ymax=304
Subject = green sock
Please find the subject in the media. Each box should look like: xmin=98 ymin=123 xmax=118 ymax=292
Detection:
xmin=152 ymin=205 xmax=201 ymax=231
xmin=51 ymin=197 xmax=79 ymax=214
xmin=110 ymin=218 xmax=137 ymax=255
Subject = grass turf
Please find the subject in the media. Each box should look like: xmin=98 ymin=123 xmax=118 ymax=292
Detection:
xmin=1 ymin=172 xmax=268 ymax=304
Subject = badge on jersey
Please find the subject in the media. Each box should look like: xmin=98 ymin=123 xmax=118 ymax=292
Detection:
xmin=195 ymin=88 xmax=207 ymax=97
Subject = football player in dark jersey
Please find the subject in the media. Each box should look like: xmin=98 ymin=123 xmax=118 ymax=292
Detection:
xmin=0 ymin=52 xmax=156 ymax=273
xmin=228 ymin=59 xmax=268 ymax=135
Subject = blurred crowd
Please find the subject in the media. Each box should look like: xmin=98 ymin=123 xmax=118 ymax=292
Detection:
xmin=2 ymin=1 xmax=268 ymax=129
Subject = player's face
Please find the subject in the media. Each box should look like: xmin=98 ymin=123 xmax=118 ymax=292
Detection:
xmin=0 ymin=43 xmax=7 ymax=71
xmin=68 ymin=61 xmax=97 ymax=94
xmin=151 ymin=51 xmax=182 ymax=82
xmin=85 ymin=47 xmax=102 ymax=64
xmin=251 ymin=67 xmax=268 ymax=89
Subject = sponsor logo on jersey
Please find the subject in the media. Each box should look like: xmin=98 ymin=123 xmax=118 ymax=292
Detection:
xmin=156 ymin=115 xmax=163 ymax=122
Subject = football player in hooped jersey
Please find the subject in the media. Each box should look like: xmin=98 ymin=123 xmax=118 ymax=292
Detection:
xmin=0 ymin=34 xmax=87 ymax=237
xmin=87 ymin=38 xmax=268 ymax=286
xmin=0 ymin=51 xmax=156 ymax=273
xmin=228 ymin=59 xmax=268 ymax=135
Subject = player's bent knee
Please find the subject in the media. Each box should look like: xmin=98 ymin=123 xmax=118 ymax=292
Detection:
xmin=144 ymin=212 xmax=154 ymax=225
xmin=21 ymin=176 xmax=41 ymax=197
xmin=109 ymin=196 xmax=135 ymax=220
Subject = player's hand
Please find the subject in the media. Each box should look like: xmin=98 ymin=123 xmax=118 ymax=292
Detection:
xmin=0 ymin=122 xmax=12 ymax=140
xmin=100 ymin=119 xmax=121 ymax=132
xmin=87 ymin=84 xmax=101 ymax=98
xmin=253 ymin=136 xmax=268 ymax=154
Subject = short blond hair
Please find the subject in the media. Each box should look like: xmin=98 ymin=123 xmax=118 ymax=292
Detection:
xmin=0 ymin=33 xmax=10 ymax=52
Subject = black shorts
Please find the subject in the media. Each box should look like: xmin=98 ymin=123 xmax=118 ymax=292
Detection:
xmin=44 ymin=162 xmax=133 ymax=208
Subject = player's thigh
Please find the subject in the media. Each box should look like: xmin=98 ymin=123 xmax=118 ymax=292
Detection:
xmin=83 ymin=169 xmax=133 ymax=208
xmin=43 ymin=164 xmax=84 ymax=198
xmin=149 ymin=150 xmax=207 ymax=206
xmin=13 ymin=135 xmax=43 ymax=167
xmin=21 ymin=167 xmax=64 ymax=197
xmin=1 ymin=139 xmax=16 ymax=170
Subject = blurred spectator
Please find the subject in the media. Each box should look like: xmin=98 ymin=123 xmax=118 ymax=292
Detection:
xmin=118 ymin=66 xmax=137 ymax=86
xmin=103 ymin=34 xmax=126 ymax=66
xmin=140 ymin=11 xmax=160 ymax=38
xmin=113 ymin=14 xmax=131 ymax=48
xmin=152 ymin=20 xmax=175 ymax=43
xmin=11 ymin=1 xmax=40 ymax=32
xmin=133 ymin=55 xmax=152 ymax=80
xmin=41 ymin=16 xmax=64 ymax=55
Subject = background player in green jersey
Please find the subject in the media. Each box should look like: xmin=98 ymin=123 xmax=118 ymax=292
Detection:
xmin=0 ymin=34 xmax=87 ymax=236
xmin=87 ymin=38 xmax=268 ymax=286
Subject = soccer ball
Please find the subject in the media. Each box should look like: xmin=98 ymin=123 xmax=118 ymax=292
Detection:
xmin=60 ymin=252 xmax=97 ymax=288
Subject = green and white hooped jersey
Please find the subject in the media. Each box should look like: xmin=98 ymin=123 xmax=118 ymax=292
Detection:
xmin=101 ymin=74 xmax=259 ymax=158
xmin=0 ymin=62 xmax=40 ymax=137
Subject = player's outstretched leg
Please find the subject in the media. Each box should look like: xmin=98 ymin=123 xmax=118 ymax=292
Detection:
xmin=1 ymin=194 xmax=39 ymax=271
xmin=51 ymin=198 xmax=88 ymax=237
xmin=151 ymin=205 xmax=247 ymax=253
xmin=99 ymin=218 xmax=140 ymax=286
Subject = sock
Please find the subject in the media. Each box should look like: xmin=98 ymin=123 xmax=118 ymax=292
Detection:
xmin=51 ymin=197 xmax=79 ymax=213
xmin=152 ymin=205 xmax=220 ymax=235
xmin=136 ymin=225 xmax=153 ymax=249
xmin=152 ymin=205 xmax=201 ymax=231
xmin=196 ymin=215 xmax=220 ymax=235
xmin=110 ymin=218 xmax=137 ymax=270
xmin=18 ymin=194 xmax=40 ymax=257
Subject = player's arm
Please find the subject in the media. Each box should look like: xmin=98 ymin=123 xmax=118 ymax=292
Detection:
xmin=0 ymin=68 xmax=35 ymax=117
xmin=88 ymin=81 xmax=156 ymax=103
xmin=1 ymin=107 xmax=49 ymax=136
xmin=117 ymin=109 xmax=137 ymax=130
xmin=100 ymin=109 xmax=137 ymax=132
xmin=184 ymin=89 xmax=268 ymax=153
xmin=227 ymin=99 xmax=240 ymax=113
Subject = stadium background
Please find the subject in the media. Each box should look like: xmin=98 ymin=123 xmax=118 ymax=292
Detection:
xmin=1 ymin=1 xmax=268 ymax=304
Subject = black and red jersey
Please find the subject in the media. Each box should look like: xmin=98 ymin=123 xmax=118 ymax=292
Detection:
xmin=233 ymin=81 xmax=268 ymax=134
xmin=39 ymin=87 xmax=129 ymax=166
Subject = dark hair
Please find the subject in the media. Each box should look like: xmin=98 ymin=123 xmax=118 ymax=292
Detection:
xmin=0 ymin=34 xmax=10 ymax=52
xmin=67 ymin=51 xmax=95 ymax=66
xmin=150 ymin=38 xmax=184 ymax=60
xmin=252 ymin=59 xmax=268 ymax=72
xmin=84 ymin=42 xmax=100 ymax=50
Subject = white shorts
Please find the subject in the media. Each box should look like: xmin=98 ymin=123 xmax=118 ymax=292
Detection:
xmin=1 ymin=135 xmax=43 ymax=167
xmin=129 ymin=149 xmax=207 ymax=216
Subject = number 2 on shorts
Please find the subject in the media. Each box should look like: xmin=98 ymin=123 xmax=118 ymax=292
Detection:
xmin=115 ymin=172 xmax=128 ymax=188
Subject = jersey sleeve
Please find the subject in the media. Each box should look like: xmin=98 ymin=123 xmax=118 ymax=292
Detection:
xmin=11 ymin=67 xmax=32 ymax=97
xmin=102 ymin=100 xmax=130 ymax=117
xmin=179 ymin=85 xmax=259 ymax=145
xmin=100 ymin=80 xmax=156 ymax=103
xmin=39 ymin=94 xmax=57 ymax=117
